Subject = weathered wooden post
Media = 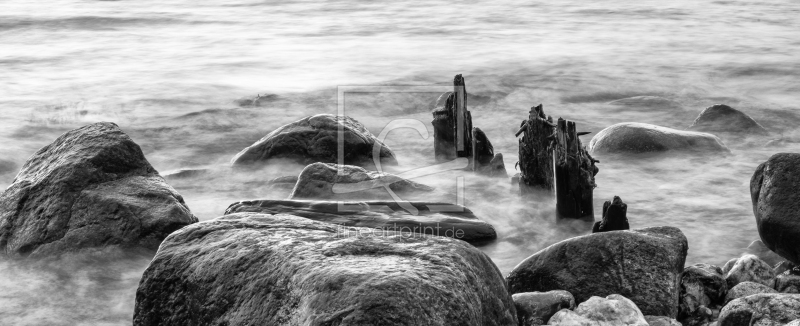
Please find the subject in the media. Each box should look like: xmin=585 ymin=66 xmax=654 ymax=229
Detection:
xmin=592 ymin=196 xmax=629 ymax=233
xmin=472 ymin=127 xmax=507 ymax=177
xmin=432 ymin=74 xmax=472 ymax=163
xmin=517 ymin=105 xmax=556 ymax=194
xmin=554 ymin=118 xmax=599 ymax=219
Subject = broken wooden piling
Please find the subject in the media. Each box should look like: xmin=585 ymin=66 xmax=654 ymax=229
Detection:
xmin=592 ymin=196 xmax=629 ymax=233
xmin=517 ymin=105 xmax=556 ymax=194
xmin=432 ymin=74 xmax=473 ymax=163
xmin=554 ymin=118 xmax=599 ymax=219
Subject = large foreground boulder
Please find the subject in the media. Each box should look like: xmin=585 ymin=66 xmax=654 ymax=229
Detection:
xmin=751 ymin=153 xmax=800 ymax=265
xmin=717 ymin=293 xmax=800 ymax=326
xmin=548 ymin=294 xmax=648 ymax=326
xmin=588 ymin=122 xmax=729 ymax=155
xmin=688 ymin=104 xmax=767 ymax=135
xmin=225 ymin=199 xmax=497 ymax=244
xmin=506 ymin=226 xmax=688 ymax=317
xmin=231 ymin=114 xmax=398 ymax=167
xmin=289 ymin=163 xmax=434 ymax=200
xmin=0 ymin=122 xmax=197 ymax=258
xmin=133 ymin=213 xmax=516 ymax=326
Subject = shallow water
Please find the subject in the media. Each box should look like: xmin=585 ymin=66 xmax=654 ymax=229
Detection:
xmin=2 ymin=0 xmax=800 ymax=324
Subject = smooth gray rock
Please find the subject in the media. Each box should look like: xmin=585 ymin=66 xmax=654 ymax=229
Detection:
xmin=751 ymin=153 xmax=800 ymax=265
xmin=548 ymin=294 xmax=648 ymax=326
xmin=507 ymin=226 xmax=688 ymax=317
xmin=725 ymin=254 xmax=776 ymax=289
xmin=289 ymin=163 xmax=433 ymax=200
xmin=512 ymin=290 xmax=575 ymax=326
xmin=133 ymin=213 xmax=516 ymax=326
xmin=724 ymin=281 xmax=777 ymax=304
xmin=588 ymin=122 xmax=730 ymax=155
xmin=717 ymin=293 xmax=800 ymax=326
xmin=0 ymin=122 xmax=197 ymax=259
xmin=231 ymin=114 xmax=398 ymax=167
xmin=688 ymin=104 xmax=768 ymax=135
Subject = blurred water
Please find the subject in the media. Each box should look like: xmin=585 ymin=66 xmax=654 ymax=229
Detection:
xmin=1 ymin=0 xmax=800 ymax=324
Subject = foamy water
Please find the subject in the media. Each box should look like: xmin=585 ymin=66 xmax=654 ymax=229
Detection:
xmin=1 ymin=0 xmax=799 ymax=324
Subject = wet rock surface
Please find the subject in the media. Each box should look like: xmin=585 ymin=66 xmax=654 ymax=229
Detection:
xmin=289 ymin=162 xmax=434 ymax=200
xmin=688 ymin=104 xmax=768 ymax=135
xmin=133 ymin=213 xmax=516 ymax=326
xmin=225 ymin=199 xmax=497 ymax=244
xmin=0 ymin=122 xmax=197 ymax=259
xmin=512 ymin=290 xmax=575 ymax=326
xmin=588 ymin=122 xmax=730 ymax=155
xmin=506 ymin=226 xmax=688 ymax=317
xmin=231 ymin=114 xmax=398 ymax=168
xmin=751 ymin=153 xmax=800 ymax=265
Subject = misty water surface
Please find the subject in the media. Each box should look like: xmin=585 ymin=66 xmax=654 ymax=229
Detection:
xmin=1 ymin=0 xmax=799 ymax=324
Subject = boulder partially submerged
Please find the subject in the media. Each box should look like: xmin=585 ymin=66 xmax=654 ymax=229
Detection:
xmin=506 ymin=226 xmax=688 ymax=317
xmin=225 ymin=199 xmax=497 ymax=244
xmin=0 ymin=122 xmax=197 ymax=259
xmin=751 ymin=153 xmax=800 ymax=265
xmin=231 ymin=114 xmax=398 ymax=168
xmin=133 ymin=213 xmax=516 ymax=326
xmin=688 ymin=104 xmax=767 ymax=135
xmin=588 ymin=122 xmax=729 ymax=155
xmin=289 ymin=163 xmax=434 ymax=200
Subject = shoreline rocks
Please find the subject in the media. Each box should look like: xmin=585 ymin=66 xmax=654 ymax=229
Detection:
xmin=224 ymin=199 xmax=497 ymax=244
xmin=588 ymin=122 xmax=730 ymax=155
xmin=512 ymin=290 xmax=575 ymax=326
xmin=751 ymin=153 xmax=800 ymax=265
xmin=133 ymin=213 xmax=516 ymax=326
xmin=0 ymin=122 xmax=197 ymax=259
xmin=231 ymin=114 xmax=398 ymax=168
xmin=548 ymin=294 xmax=648 ymax=325
xmin=718 ymin=293 xmax=800 ymax=326
xmin=506 ymin=226 xmax=688 ymax=317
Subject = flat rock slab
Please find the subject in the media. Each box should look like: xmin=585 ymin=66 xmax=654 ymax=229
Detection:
xmin=133 ymin=213 xmax=516 ymax=326
xmin=507 ymin=226 xmax=688 ymax=318
xmin=230 ymin=114 xmax=398 ymax=168
xmin=225 ymin=199 xmax=497 ymax=244
xmin=588 ymin=122 xmax=729 ymax=155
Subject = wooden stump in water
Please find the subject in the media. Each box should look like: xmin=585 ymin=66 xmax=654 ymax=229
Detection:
xmin=517 ymin=105 xmax=556 ymax=194
xmin=592 ymin=196 xmax=629 ymax=232
xmin=554 ymin=118 xmax=599 ymax=219
xmin=432 ymin=74 xmax=472 ymax=163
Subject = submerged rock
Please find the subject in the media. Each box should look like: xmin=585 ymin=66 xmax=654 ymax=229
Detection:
xmin=231 ymin=114 xmax=398 ymax=168
xmin=588 ymin=122 xmax=729 ymax=155
xmin=724 ymin=281 xmax=777 ymax=304
xmin=512 ymin=290 xmax=575 ymax=326
xmin=751 ymin=153 xmax=800 ymax=265
xmin=724 ymin=254 xmax=776 ymax=289
xmin=133 ymin=213 xmax=516 ymax=326
xmin=506 ymin=226 xmax=688 ymax=317
xmin=0 ymin=122 xmax=197 ymax=259
xmin=717 ymin=293 xmax=800 ymax=326
xmin=679 ymin=263 xmax=727 ymax=325
xmin=688 ymin=104 xmax=767 ymax=135
xmin=225 ymin=199 xmax=497 ymax=244
xmin=548 ymin=294 xmax=648 ymax=326
xmin=607 ymin=96 xmax=682 ymax=111
xmin=289 ymin=163 xmax=434 ymax=200
xmin=162 ymin=168 xmax=209 ymax=180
